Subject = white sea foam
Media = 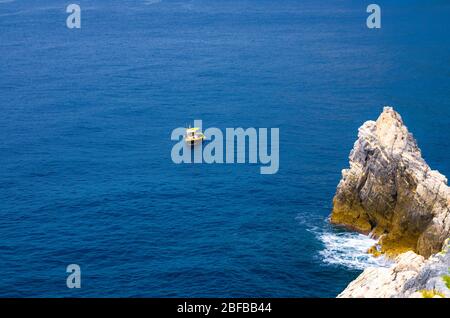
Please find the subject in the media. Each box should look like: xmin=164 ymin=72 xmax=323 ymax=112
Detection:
xmin=295 ymin=213 xmax=391 ymax=270
xmin=318 ymin=231 xmax=391 ymax=270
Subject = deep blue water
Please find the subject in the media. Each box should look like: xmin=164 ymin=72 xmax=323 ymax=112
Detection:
xmin=0 ymin=0 xmax=449 ymax=297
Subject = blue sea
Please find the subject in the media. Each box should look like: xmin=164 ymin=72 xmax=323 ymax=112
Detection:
xmin=0 ymin=0 xmax=449 ymax=297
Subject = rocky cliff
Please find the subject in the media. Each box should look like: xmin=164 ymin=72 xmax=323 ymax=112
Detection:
xmin=338 ymin=239 xmax=450 ymax=298
xmin=330 ymin=107 xmax=450 ymax=258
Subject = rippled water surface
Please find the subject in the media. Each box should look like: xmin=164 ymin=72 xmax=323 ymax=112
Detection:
xmin=0 ymin=0 xmax=449 ymax=297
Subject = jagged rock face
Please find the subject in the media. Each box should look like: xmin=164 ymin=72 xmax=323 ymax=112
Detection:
xmin=338 ymin=240 xmax=450 ymax=298
xmin=331 ymin=107 xmax=450 ymax=257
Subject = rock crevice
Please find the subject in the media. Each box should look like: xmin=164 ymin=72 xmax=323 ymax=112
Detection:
xmin=330 ymin=107 xmax=450 ymax=257
xmin=338 ymin=240 xmax=450 ymax=298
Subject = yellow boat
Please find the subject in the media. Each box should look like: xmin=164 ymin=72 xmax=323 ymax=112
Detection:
xmin=185 ymin=127 xmax=205 ymax=145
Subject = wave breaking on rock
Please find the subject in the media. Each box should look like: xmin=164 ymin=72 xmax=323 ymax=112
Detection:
xmin=330 ymin=106 xmax=449 ymax=258
xmin=331 ymin=106 xmax=450 ymax=297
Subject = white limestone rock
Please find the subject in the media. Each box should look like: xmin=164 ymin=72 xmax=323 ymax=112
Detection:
xmin=331 ymin=107 xmax=450 ymax=257
xmin=338 ymin=239 xmax=450 ymax=298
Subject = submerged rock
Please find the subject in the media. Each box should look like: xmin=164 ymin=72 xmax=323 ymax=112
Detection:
xmin=330 ymin=106 xmax=450 ymax=257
